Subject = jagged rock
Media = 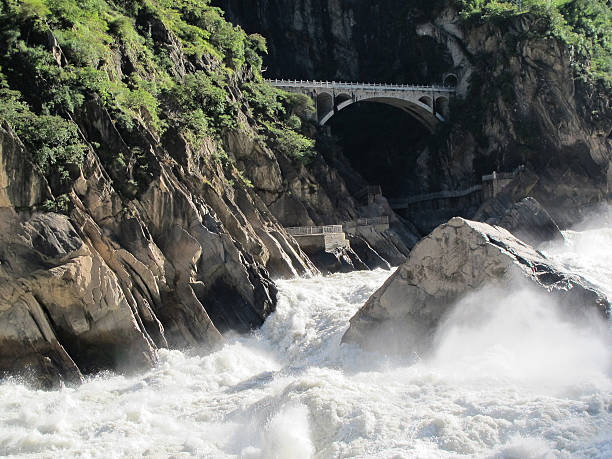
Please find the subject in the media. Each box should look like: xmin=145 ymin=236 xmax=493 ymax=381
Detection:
xmin=351 ymin=226 xmax=411 ymax=267
xmin=0 ymin=93 xmax=303 ymax=385
xmin=347 ymin=234 xmax=391 ymax=270
xmin=302 ymin=246 xmax=368 ymax=275
xmin=0 ymin=210 xmax=157 ymax=387
xmin=343 ymin=217 xmax=609 ymax=353
xmin=473 ymin=170 xmax=563 ymax=246
xmin=473 ymin=169 xmax=540 ymax=223
xmin=496 ymin=197 xmax=564 ymax=246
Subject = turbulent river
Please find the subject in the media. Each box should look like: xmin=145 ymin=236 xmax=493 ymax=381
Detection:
xmin=2 ymin=224 xmax=612 ymax=458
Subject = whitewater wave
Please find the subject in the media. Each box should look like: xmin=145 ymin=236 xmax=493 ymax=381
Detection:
xmin=1 ymin=227 xmax=612 ymax=458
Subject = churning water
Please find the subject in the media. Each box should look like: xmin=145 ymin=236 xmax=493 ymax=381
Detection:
xmin=1 ymin=225 xmax=612 ymax=458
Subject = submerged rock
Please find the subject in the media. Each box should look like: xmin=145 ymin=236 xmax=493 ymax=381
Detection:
xmin=342 ymin=217 xmax=609 ymax=353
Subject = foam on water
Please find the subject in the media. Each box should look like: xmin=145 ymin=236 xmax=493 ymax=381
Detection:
xmin=1 ymin=227 xmax=612 ymax=458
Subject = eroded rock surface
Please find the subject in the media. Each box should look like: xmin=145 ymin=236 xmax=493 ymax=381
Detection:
xmin=495 ymin=197 xmax=564 ymax=247
xmin=343 ymin=217 xmax=609 ymax=353
xmin=0 ymin=210 xmax=156 ymax=387
xmin=476 ymin=193 xmax=564 ymax=247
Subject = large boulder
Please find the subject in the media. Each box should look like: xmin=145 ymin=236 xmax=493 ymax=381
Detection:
xmin=342 ymin=217 xmax=609 ymax=352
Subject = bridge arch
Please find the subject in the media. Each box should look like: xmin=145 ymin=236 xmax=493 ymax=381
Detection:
xmin=320 ymin=95 xmax=443 ymax=132
xmin=336 ymin=93 xmax=352 ymax=104
xmin=418 ymin=96 xmax=433 ymax=108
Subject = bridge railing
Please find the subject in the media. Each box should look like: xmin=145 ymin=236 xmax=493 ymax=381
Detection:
xmin=355 ymin=216 xmax=389 ymax=226
xmin=266 ymin=79 xmax=456 ymax=92
xmin=482 ymin=165 xmax=525 ymax=182
xmin=388 ymin=185 xmax=483 ymax=208
xmin=286 ymin=225 xmax=344 ymax=236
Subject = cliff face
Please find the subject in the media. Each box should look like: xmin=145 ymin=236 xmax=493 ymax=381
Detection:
xmin=0 ymin=0 xmax=418 ymax=387
xmin=218 ymin=1 xmax=612 ymax=227
xmin=422 ymin=10 xmax=612 ymax=226
xmin=215 ymin=0 xmax=451 ymax=83
xmin=0 ymin=103 xmax=292 ymax=386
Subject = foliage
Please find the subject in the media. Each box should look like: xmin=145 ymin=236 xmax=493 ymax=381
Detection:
xmin=241 ymin=82 xmax=285 ymax=119
xmin=263 ymin=121 xmax=315 ymax=164
xmin=166 ymin=70 xmax=236 ymax=144
xmin=560 ymin=0 xmax=612 ymax=83
xmin=0 ymin=87 xmax=86 ymax=183
xmin=42 ymin=194 xmax=71 ymax=213
xmin=240 ymin=81 xmax=317 ymax=163
xmin=0 ymin=0 xmax=317 ymax=206
xmin=456 ymin=0 xmax=612 ymax=85
xmin=283 ymin=92 xmax=316 ymax=119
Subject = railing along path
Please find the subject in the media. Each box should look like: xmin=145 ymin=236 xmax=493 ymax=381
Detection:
xmin=286 ymin=225 xmax=344 ymax=236
xmin=388 ymin=185 xmax=483 ymax=208
xmin=286 ymin=216 xmax=390 ymax=237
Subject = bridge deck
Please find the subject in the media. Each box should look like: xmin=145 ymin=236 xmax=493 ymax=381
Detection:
xmin=266 ymin=79 xmax=455 ymax=93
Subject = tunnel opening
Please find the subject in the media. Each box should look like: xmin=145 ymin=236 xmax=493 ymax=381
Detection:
xmin=324 ymin=101 xmax=433 ymax=200
xmin=443 ymin=73 xmax=458 ymax=88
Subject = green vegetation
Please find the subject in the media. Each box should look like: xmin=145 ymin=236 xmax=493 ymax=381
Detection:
xmin=457 ymin=0 xmax=612 ymax=85
xmin=242 ymin=81 xmax=316 ymax=164
xmin=0 ymin=0 xmax=316 ymax=208
xmin=0 ymin=87 xmax=86 ymax=184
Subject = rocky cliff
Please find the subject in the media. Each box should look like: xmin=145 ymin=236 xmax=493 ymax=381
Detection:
xmin=430 ymin=9 xmax=612 ymax=227
xmin=217 ymin=0 xmax=612 ymax=228
xmin=0 ymin=0 xmax=415 ymax=387
xmin=2 ymin=0 xmax=612 ymax=386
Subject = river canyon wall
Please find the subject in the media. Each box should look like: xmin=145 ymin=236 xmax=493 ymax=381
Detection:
xmin=1 ymin=0 xmax=612 ymax=386
xmin=0 ymin=0 xmax=413 ymax=387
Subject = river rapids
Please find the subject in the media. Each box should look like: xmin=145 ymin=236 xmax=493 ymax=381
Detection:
xmin=1 ymin=221 xmax=612 ymax=458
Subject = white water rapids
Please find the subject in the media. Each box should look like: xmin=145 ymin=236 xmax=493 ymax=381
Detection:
xmin=1 ymin=224 xmax=612 ymax=458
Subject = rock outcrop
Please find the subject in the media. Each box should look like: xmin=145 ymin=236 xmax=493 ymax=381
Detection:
xmin=343 ymin=217 xmax=609 ymax=353
xmin=0 ymin=210 xmax=156 ymax=388
xmin=0 ymin=105 xmax=291 ymax=386
xmin=491 ymin=197 xmax=563 ymax=247
xmin=417 ymin=9 xmax=612 ymax=227
xmin=473 ymin=170 xmax=564 ymax=246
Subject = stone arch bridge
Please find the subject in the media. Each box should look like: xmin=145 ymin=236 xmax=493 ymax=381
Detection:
xmin=267 ymin=79 xmax=455 ymax=131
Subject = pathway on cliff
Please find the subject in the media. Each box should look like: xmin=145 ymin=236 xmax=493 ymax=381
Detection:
xmin=0 ymin=225 xmax=611 ymax=457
